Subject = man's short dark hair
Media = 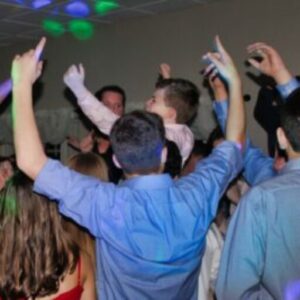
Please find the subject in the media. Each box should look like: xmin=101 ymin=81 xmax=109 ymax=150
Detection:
xmin=280 ymin=89 xmax=300 ymax=152
xmin=95 ymin=85 xmax=126 ymax=106
xmin=110 ymin=110 xmax=165 ymax=175
xmin=156 ymin=79 xmax=200 ymax=124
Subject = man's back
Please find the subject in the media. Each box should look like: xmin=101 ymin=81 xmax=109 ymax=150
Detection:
xmin=34 ymin=141 xmax=242 ymax=299
xmin=216 ymin=158 xmax=300 ymax=300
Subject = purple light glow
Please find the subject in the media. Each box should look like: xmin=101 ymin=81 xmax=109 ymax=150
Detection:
xmin=0 ymin=79 xmax=12 ymax=104
xmin=285 ymin=280 xmax=300 ymax=300
xmin=65 ymin=1 xmax=90 ymax=18
xmin=32 ymin=0 xmax=52 ymax=9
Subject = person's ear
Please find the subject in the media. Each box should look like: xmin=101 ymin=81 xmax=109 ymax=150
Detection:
xmin=112 ymin=154 xmax=122 ymax=169
xmin=161 ymin=146 xmax=168 ymax=164
xmin=277 ymin=127 xmax=288 ymax=150
xmin=167 ymin=107 xmax=177 ymax=123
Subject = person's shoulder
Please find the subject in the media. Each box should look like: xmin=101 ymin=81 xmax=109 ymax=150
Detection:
xmin=80 ymin=250 xmax=94 ymax=283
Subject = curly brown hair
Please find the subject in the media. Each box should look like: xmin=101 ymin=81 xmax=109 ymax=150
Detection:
xmin=0 ymin=172 xmax=79 ymax=299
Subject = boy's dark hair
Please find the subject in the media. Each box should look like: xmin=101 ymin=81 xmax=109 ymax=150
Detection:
xmin=191 ymin=139 xmax=210 ymax=158
xmin=279 ymin=89 xmax=300 ymax=152
xmin=156 ymin=79 xmax=200 ymax=124
xmin=110 ymin=110 xmax=166 ymax=175
xmin=163 ymin=140 xmax=182 ymax=178
xmin=95 ymin=85 xmax=126 ymax=106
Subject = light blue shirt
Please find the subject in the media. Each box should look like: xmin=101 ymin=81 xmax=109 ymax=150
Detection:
xmin=213 ymin=77 xmax=300 ymax=185
xmin=214 ymin=79 xmax=300 ymax=299
xmin=34 ymin=141 xmax=242 ymax=300
xmin=216 ymin=158 xmax=300 ymax=300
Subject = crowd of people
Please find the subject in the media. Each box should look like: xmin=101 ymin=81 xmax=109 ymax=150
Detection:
xmin=0 ymin=35 xmax=299 ymax=300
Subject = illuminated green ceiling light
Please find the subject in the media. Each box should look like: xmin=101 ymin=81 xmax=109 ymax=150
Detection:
xmin=95 ymin=0 xmax=119 ymax=15
xmin=42 ymin=19 xmax=65 ymax=37
xmin=69 ymin=20 xmax=94 ymax=40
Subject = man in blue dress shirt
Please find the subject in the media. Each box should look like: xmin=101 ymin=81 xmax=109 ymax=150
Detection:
xmin=11 ymin=37 xmax=245 ymax=300
xmin=213 ymin=42 xmax=300 ymax=299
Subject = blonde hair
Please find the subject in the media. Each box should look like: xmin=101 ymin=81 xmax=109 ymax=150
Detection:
xmin=68 ymin=152 xmax=108 ymax=181
xmin=63 ymin=152 xmax=108 ymax=271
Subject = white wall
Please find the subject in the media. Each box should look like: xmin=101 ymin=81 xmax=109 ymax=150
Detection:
xmin=2 ymin=0 xmax=300 ymax=150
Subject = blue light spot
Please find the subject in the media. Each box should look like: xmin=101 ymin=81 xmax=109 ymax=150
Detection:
xmin=31 ymin=0 xmax=52 ymax=9
xmin=65 ymin=1 xmax=90 ymax=18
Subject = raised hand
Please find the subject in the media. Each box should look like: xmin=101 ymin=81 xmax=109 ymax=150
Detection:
xmin=247 ymin=42 xmax=292 ymax=84
xmin=11 ymin=37 xmax=46 ymax=87
xmin=203 ymin=64 xmax=228 ymax=101
xmin=203 ymin=36 xmax=240 ymax=86
xmin=63 ymin=64 xmax=85 ymax=89
xmin=159 ymin=63 xmax=171 ymax=79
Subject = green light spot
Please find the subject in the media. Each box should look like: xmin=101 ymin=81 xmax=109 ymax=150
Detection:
xmin=42 ymin=19 xmax=65 ymax=37
xmin=69 ymin=20 xmax=94 ymax=40
xmin=95 ymin=0 xmax=119 ymax=15
xmin=1 ymin=180 xmax=17 ymax=216
xmin=3 ymin=195 xmax=17 ymax=215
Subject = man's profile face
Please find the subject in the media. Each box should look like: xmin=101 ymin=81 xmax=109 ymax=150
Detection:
xmin=101 ymin=91 xmax=124 ymax=116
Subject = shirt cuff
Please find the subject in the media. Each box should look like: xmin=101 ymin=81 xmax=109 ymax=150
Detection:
xmin=276 ymin=78 xmax=300 ymax=99
xmin=213 ymin=100 xmax=228 ymax=115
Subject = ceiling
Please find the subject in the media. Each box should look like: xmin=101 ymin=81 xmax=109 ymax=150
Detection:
xmin=0 ymin=0 xmax=215 ymax=47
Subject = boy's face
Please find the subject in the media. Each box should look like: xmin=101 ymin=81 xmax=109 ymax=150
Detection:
xmin=101 ymin=91 xmax=124 ymax=116
xmin=145 ymin=88 xmax=172 ymax=121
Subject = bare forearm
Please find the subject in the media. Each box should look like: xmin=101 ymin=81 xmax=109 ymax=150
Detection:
xmin=214 ymin=86 xmax=228 ymax=101
xmin=273 ymin=68 xmax=292 ymax=85
xmin=13 ymin=84 xmax=47 ymax=179
xmin=226 ymin=79 xmax=246 ymax=145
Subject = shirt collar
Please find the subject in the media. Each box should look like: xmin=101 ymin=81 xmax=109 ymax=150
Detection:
xmin=120 ymin=173 xmax=174 ymax=190
xmin=280 ymin=157 xmax=300 ymax=174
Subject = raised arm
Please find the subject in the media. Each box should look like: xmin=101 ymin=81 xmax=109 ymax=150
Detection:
xmin=159 ymin=63 xmax=171 ymax=79
xmin=12 ymin=38 xmax=47 ymax=179
xmin=247 ymin=42 xmax=300 ymax=98
xmin=203 ymin=36 xmax=246 ymax=146
xmin=63 ymin=65 xmax=119 ymax=135
xmin=207 ymin=67 xmax=275 ymax=185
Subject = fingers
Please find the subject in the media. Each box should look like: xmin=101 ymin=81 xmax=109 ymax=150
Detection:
xmin=247 ymin=42 xmax=277 ymax=57
xmin=34 ymin=37 xmax=46 ymax=60
xmin=247 ymin=58 xmax=261 ymax=70
xmin=202 ymin=63 xmax=216 ymax=76
xmin=203 ymin=52 xmax=223 ymax=71
xmin=65 ymin=64 xmax=84 ymax=76
xmin=215 ymin=35 xmax=230 ymax=61
xmin=79 ymin=63 xmax=85 ymax=77
xmin=36 ymin=61 xmax=43 ymax=78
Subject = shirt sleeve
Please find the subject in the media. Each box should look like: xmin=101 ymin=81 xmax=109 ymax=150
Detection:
xmin=213 ymin=101 xmax=276 ymax=185
xmin=77 ymin=90 xmax=119 ymax=135
xmin=216 ymin=186 xmax=267 ymax=300
xmin=276 ymin=77 xmax=300 ymax=99
xmin=243 ymin=140 xmax=276 ymax=185
xmin=212 ymin=101 xmax=228 ymax=132
xmin=33 ymin=159 xmax=118 ymax=237
xmin=177 ymin=141 xmax=243 ymax=220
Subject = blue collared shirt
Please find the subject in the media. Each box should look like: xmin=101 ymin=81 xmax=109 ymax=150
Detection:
xmin=34 ymin=141 xmax=242 ymax=300
xmin=213 ymin=77 xmax=300 ymax=186
xmin=213 ymin=100 xmax=276 ymax=185
xmin=216 ymin=157 xmax=300 ymax=300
